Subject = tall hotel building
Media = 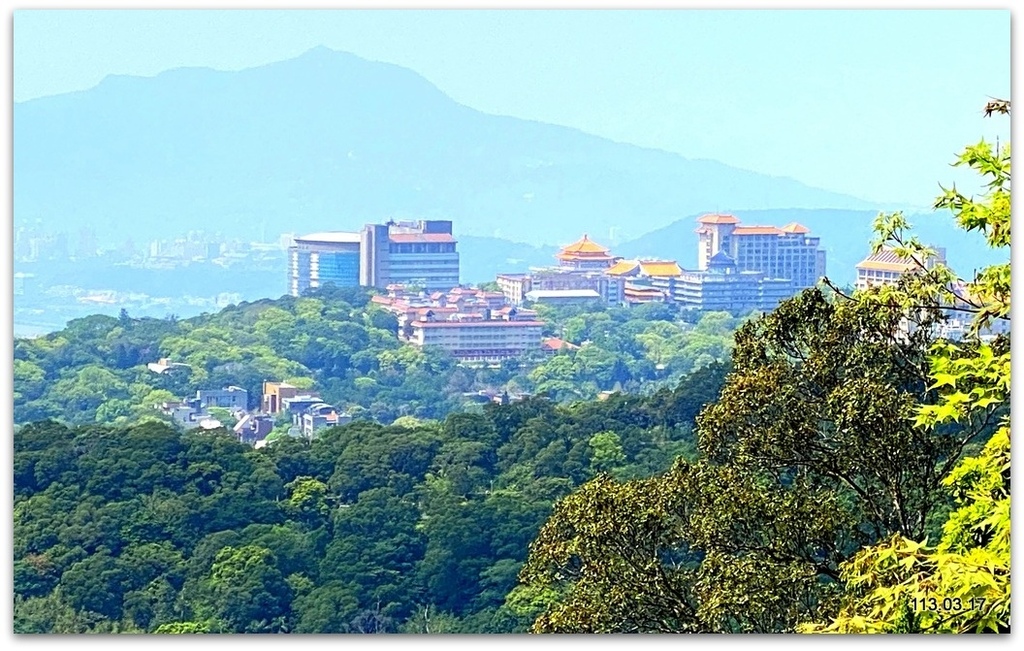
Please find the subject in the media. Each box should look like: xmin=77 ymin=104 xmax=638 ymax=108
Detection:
xmin=695 ymin=213 xmax=826 ymax=287
xmin=289 ymin=220 xmax=460 ymax=296
xmin=360 ymin=220 xmax=459 ymax=291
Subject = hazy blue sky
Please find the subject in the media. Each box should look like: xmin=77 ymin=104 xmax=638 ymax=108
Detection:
xmin=13 ymin=8 xmax=1010 ymax=206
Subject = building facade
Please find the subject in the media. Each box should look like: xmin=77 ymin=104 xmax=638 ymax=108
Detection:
xmin=288 ymin=232 xmax=362 ymax=296
xmin=195 ymin=386 xmax=249 ymax=411
xmin=360 ymin=220 xmax=460 ymax=291
xmin=289 ymin=220 xmax=460 ymax=296
xmin=695 ymin=214 xmax=826 ymax=288
xmin=497 ymin=234 xmax=625 ymax=307
xmin=408 ymin=317 xmax=545 ymax=363
xmin=855 ymin=247 xmax=947 ymax=291
xmin=262 ymin=381 xmax=299 ymax=414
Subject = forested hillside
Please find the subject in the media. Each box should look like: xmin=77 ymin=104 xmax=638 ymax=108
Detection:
xmin=13 ymin=365 xmax=725 ymax=633
xmin=12 ymin=286 xmax=741 ymax=429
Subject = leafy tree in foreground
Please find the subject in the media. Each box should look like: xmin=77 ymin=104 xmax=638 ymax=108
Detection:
xmin=516 ymin=288 xmax=956 ymax=632
xmin=801 ymin=100 xmax=1010 ymax=634
xmin=516 ymin=106 xmax=1009 ymax=634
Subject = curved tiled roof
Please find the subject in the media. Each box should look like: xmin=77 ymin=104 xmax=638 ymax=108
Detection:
xmin=639 ymin=261 xmax=683 ymax=277
xmin=557 ymin=233 xmax=612 ymax=257
xmin=605 ymin=260 xmax=641 ymax=276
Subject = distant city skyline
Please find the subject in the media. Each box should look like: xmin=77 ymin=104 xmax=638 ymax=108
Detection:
xmin=13 ymin=6 xmax=1010 ymax=207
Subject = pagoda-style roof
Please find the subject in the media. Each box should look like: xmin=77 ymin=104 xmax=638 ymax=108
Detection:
xmin=696 ymin=213 xmax=741 ymax=225
xmin=780 ymin=222 xmax=811 ymax=234
xmin=708 ymin=250 xmax=738 ymax=267
xmin=556 ymin=234 xmax=615 ymax=261
xmin=856 ymin=248 xmax=918 ymax=273
xmin=639 ymin=261 xmax=683 ymax=277
xmin=606 ymin=260 xmax=641 ymax=276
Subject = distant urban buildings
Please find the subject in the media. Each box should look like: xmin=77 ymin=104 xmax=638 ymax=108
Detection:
xmin=695 ymin=214 xmax=825 ymax=288
xmin=855 ymin=246 xmax=947 ymax=291
xmin=497 ymin=234 xmax=625 ymax=307
xmin=289 ymin=219 xmax=460 ymax=296
xmin=373 ymin=285 xmax=544 ymax=363
xmin=853 ymin=246 xmax=1008 ymax=341
xmin=158 ymin=385 xmax=249 ymax=428
xmin=611 ymin=214 xmax=826 ymax=313
xmin=496 ymin=217 xmax=826 ymax=315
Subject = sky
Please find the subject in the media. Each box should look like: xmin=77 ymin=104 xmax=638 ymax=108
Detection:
xmin=11 ymin=6 xmax=1012 ymax=208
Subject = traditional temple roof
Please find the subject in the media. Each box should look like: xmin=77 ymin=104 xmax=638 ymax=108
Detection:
xmin=696 ymin=213 xmax=741 ymax=225
xmin=605 ymin=259 xmax=682 ymax=277
xmin=605 ymin=260 xmax=641 ymax=276
xmin=856 ymin=248 xmax=920 ymax=273
xmin=556 ymin=234 xmax=615 ymax=261
xmin=639 ymin=261 xmax=683 ymax=277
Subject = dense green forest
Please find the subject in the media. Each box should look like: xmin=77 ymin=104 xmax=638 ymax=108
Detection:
xmin=13 ymin=365 xmax=725 ymax=633
xmin=12 ymin=111 xmax=1011 ymax=635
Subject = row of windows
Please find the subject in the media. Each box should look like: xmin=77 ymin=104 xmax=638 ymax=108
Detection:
xmin=388 ymin=243 xmax=457 ymax=254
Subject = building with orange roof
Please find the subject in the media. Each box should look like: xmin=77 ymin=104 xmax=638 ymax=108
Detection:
xmin=606 ymin=259 xmax=684 ymax=279
xmin=694 ymin=213 xmax=825 ymax=289
xmin=496 ymin=233 xmax=626 ymax=307
xmin=541 ymin=337 xmax=581 ymax=354
xmin=555 ymin=233 xmax=617 ymax=270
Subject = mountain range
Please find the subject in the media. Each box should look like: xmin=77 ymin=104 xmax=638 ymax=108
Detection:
xmin=15 ymin=46 xmax=896 ymax=249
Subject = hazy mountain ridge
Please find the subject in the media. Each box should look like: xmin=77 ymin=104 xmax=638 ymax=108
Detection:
xmin=15 ymin=46 xmax=886 ymax=248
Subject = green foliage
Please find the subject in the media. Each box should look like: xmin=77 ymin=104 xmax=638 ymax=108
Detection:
xmin=799 ymin=427 xmax=1009 ymax=634
xmin=13 ymin=360 xmax=718 ymax=633
xmin=800 ymin=104 xmax=1011 ymax=635
xmin=515 ymin=181 xmax=1005 ymax=633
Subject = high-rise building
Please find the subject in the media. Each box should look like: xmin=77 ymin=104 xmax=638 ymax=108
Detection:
xmin=289 ymin=220 xmax=460 ymax=296
xmin=695 ymin=214 xmax=825 ymax=288
xmin=288 ymin=231 xmax=363 ymax=296
xmin=359 ymin=220 xmax=460 ymax=291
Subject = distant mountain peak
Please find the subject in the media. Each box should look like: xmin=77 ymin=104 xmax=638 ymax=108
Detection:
xmin=15 ymin=51 xmax=885 ymax=250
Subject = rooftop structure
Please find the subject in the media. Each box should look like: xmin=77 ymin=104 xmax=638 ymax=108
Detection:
xmin=555 ymin=234 xmax=617 ymax=270
xmin=694 ymin=213 xmax=825 ymax=288
xmin=289 ymin=219 xmax=460 ymax=296
xmin=525 ymin=288 xmax=603 ymax=304
xmin=855 ymin=246 xmax=947 ymax=291
xmin=606 ymin=259 xmax=684 ymax=278
xmin=498 ymin=234 xmax=625 ymax=307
